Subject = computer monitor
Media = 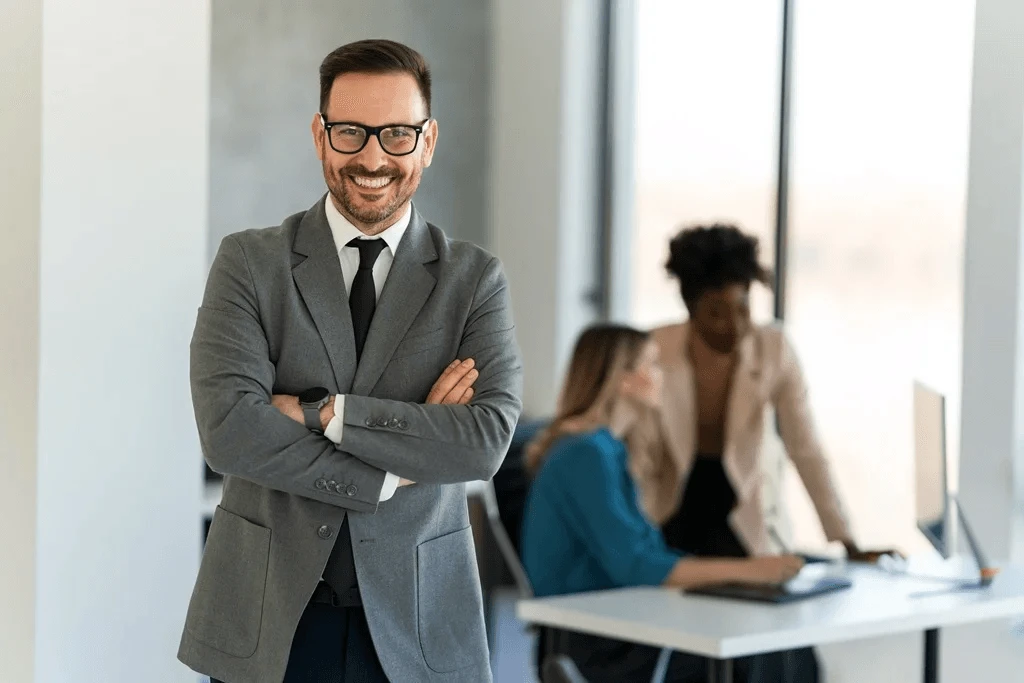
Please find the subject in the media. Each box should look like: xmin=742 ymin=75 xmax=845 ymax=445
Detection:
xmin=913 ymin=381 xmax=949 ymax=556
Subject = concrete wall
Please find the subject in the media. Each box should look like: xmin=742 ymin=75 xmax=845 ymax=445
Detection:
xmin=208 ymin=0 xmax=493 ymax=255
xmin=0 ymin=0 xmax=209 ymax=680
xmin=492 ymin=0 xmax=605 ymax=416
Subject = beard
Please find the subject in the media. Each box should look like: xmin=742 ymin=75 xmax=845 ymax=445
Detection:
xmin=323 ymin=157 xmax=422 ymax=229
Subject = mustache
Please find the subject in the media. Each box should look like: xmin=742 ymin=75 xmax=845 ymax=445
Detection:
xmin=340 ymin=165 xmax=400 ymax=179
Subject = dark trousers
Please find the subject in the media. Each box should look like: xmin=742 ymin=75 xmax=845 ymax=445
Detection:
xmin=213 ymin=600 xmax=388 ymax=683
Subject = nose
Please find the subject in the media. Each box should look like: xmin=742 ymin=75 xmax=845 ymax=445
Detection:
xmin=351 ymin=133 xmax=389 ymax=172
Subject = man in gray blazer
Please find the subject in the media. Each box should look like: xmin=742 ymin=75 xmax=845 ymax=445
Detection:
xmin=178 ymin=39 xmax=523 ymax=683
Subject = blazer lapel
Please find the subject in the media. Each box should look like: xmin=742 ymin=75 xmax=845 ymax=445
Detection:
xmin=722 ymin=331 xmax=763 ymax=494
xmin=351 ymin=208 xmax=438 ymax=396
xmin=664 ymin=324 xmax=698 ymax=468
xmin=292 ymin=197 xmax=358 ymax=393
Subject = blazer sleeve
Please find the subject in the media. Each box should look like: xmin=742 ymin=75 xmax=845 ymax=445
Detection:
xmin=548 ymin=440 xmax=681 ymax=588
xmin=772 ymin=332 xmax=853 ymax=542
xmin=338 ymin=257 xmax=524 ymax=484
xmin=190 ymin=235 xmax=387 ymax=512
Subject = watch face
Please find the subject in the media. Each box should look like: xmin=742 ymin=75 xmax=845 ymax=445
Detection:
xmin=298 ymin=387 xmax=330 ymax=405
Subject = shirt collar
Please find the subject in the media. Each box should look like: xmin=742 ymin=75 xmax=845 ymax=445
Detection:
xmin=324 ymin=194 xmax=412 ymax=257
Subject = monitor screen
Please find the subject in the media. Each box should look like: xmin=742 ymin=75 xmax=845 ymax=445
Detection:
xmin=913 ymin=381 xmax=948 ymax=555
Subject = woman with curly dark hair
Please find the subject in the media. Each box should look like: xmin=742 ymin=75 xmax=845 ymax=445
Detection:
xmin=630 ymin=224 xmax=900 ymax=683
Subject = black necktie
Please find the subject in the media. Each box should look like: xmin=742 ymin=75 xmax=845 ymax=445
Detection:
xmin=347 ymin=238 xmax=387 ymax=361
xmin=322 ymin=237 xmax=386 ymax=605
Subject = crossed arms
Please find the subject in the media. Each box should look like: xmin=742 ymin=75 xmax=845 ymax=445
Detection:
xmin=191 ymin=235 xmax=523 ymax=513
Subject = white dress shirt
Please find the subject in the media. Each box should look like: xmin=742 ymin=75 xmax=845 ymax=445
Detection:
xmin=321 ymin=196 xmax=412 ymax=502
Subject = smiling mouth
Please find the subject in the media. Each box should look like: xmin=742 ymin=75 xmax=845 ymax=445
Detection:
xmin=349 ymin=175 xmax=394 ymax=190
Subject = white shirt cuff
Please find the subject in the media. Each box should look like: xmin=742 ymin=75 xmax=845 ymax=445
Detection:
xmin=323 ymin=394 xmax=345 ymax=444
xmin=379 ymin=473 xmax=400 ymax=501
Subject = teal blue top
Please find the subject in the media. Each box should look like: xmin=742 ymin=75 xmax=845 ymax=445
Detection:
xmin=520 ymin=428 xmax=683 ymax=597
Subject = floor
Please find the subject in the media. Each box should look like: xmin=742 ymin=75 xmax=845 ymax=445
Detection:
xmin=490 ymin=587 xmax=539 ymax=683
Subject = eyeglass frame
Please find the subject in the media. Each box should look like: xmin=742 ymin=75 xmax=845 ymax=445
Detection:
xmin=318 ymin=113 xmax=431 ymax=157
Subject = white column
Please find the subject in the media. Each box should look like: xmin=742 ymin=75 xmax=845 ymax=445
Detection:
xmin=0 ymin=0 xmax=43 ymax=680
xmin=491 ymin=0 xmax=605 ymax=415
xmin=956 ymin=0 xmax=1024 ymax=564
xmin=0 ymin=0 xmax=210 ymax=680
xmin=945 ymin=0 xmax=1024 ymax=679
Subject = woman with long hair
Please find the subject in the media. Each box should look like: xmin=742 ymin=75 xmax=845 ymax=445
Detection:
xmin=520 ymin=324 xmax=805 ymax=683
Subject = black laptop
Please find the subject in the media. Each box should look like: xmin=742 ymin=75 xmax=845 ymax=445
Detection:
xmin=685 ymin=567 xmax=852 ymax=604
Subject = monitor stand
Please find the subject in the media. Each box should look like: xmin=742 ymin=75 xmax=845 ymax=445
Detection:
xmin=916 ymin=495 xmax=999 ymax=595
xmin=950 ymin=495 xmax=999 ymax=587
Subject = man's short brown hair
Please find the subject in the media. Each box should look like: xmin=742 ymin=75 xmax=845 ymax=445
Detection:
xmin=319 ymin=39 xmax=432 ymax=117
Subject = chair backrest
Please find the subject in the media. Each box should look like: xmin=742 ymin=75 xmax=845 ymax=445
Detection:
xmin=481 ymin=478 xmax=533 ymax=598
xmin=542 ymin=655 xmax=590 ymax=683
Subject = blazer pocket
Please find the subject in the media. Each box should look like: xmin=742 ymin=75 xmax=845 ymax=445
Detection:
xmin=416 ymin=526 xmax=487 ymax=673
xmin=185 ymin=506 xmax=271 ymax=658
xmin=391 ymin=329 xmax=447 ymax=361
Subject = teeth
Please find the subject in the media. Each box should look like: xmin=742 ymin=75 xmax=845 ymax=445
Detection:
xmin=351 ymin=176 xmax=393 ymax=189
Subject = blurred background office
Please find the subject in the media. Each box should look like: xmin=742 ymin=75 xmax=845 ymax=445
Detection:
xmin=2 ymin=0 xmax=1023 ymax=682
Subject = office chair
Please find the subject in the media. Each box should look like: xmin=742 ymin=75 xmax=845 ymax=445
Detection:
xmin=481 ymin=478 xmax=533 ymax=599
xmin=542 ymin=654 xmax=590 ymax=683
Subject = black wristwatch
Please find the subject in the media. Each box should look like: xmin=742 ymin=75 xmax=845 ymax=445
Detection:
xmin=298 ymin=387 xmax=331 ymax=434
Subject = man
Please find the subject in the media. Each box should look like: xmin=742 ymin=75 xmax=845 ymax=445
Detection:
xmin=178 ymin=39 xmax=523 ymax=683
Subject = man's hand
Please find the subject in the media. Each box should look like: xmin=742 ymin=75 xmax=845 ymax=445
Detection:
xmin=426 ymin=358 xmax=479 ymax=405
xmin=270 ymin=394 xmax=335 ymax=431
xmin=271 ymin=360 xmax=479 ymax=488
xmin=399 ymin=359 xmax=479 ymax=488
xmin=271 ymin=358 xmax=477 ymax=428
xmin=271 ymin=394 xmax=303 ymax=424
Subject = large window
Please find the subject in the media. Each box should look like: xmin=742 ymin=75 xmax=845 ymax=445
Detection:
xmin=630 ymin=0 xmax=783 ymax=328
xmin=626 ymin=0 xmax=976 ymax=554
xmin=783 ymin=0 xmax=975 ymax=551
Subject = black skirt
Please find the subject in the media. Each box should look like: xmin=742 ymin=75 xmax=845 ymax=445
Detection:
xmin=662 ymin=453 xmax=747 ymax=557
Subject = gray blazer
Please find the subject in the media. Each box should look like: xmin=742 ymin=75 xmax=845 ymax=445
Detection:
xmin=178 ymin=197 xmax=523 ymax=683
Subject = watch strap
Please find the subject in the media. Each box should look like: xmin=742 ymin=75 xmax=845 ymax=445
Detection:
xmin=303 ymin=405 xmax=323 ymax=434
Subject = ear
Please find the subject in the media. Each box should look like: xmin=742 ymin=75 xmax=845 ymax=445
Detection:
xmin=421 ymin=118 xmax=438 ymax=168
xmin=311 ymin=113 xmax=326 ymax=162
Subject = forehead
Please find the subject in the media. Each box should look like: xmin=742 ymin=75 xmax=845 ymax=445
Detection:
xmin=323 ymin=71 xmax=427 ymax=124
xmin=699 ymin=282 xmax=750 ymax=307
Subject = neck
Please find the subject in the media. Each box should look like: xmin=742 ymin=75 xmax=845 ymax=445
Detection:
xmin=331 ymin=194 xmax=409 ymax=237
xmin=688 ymin=327 xmax=735 ymax=368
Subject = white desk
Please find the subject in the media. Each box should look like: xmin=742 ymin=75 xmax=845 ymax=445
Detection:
xmin=517 ymin=563 xmax=1024 ymax=683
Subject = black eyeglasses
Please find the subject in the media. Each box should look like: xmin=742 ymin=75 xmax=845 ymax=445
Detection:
xmin=319 ymin=114 xmax=430 ymax=156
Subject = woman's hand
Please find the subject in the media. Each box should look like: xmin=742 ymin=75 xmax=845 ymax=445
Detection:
xmin=843 ymin=540 xmax=904 ymax=564
xmin=665 ymin=554 xmax=805 ymax=590
xmin=737 ymin=554 xmax=806 ymax=586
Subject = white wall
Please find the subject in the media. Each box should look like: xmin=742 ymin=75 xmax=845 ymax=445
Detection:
xmin=492 ymin=0 xmax=605 ymax=416
xmin=944 ymin=0 xmax=1024 ymax=678
xmin=1 ymin=0 xmax=209 ymax=680
xmin=821 ymin=0 xmax=1024 ymax=680
xmin=956 ymin=0 xmax=1024 ymax=567
xmin=0 ymin=0 xmax=42 ymax=680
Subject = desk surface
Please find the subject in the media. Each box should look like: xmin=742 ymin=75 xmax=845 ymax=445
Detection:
xmin=516 ymin=563 xmax=1024 ymax=658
